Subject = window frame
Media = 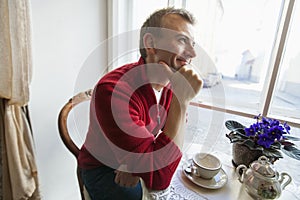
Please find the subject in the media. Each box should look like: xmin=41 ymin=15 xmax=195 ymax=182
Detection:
xmin=109 ymin=0 xmax=300 ymax=128
xmin=176 ymin=0 xmax=300 ymax=128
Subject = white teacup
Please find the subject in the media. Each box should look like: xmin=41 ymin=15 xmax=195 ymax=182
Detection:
xmin=191 ymin=152 xmax=221 ymax=179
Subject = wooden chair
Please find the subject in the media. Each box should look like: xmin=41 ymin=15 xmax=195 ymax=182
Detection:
xmin=58 ymin=89 xmax=93 ymax=200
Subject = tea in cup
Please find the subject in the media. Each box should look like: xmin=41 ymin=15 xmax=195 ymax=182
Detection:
xmin=191 ymin=152 xmax=221 ymax=179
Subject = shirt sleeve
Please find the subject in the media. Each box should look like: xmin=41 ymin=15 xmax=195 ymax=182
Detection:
xmin=94 ymin=82 xmax=182 ymax=190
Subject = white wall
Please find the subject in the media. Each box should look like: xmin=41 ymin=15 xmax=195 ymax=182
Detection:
xmin=29 ymin=0 xmax=107 ymax=199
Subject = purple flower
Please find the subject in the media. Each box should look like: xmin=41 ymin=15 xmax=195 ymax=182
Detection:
xmin=267 ymin=126 xmax=283 ymax=140
xmin=284 ymin=122 xmax=291 ymax=134
xmin=257 ymin=133 xmax=274 ymax=148
xmin=262 ymin=117 xmax=271 ymax=126
xmin=254 ymin=114 xmax=261 ymax=120
xmin=243 ymin=115 xmax=293 ymax=149
xmin=243 ymin=114 xmax=292 ymax=150
xmin=245 ymin=124 xmax=259 ymax=136
xmin=270 ymin=119 xmax=280 ymax=127
xmin=226 ymin=115 xmax=298 ymax=162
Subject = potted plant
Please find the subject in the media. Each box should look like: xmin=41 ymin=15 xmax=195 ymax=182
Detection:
xmin=225 ymin=114 xmax=300 ymax=167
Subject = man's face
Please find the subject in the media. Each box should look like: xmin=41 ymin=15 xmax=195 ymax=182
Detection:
xmin=153 ymin=14 xmax=196 ymax=71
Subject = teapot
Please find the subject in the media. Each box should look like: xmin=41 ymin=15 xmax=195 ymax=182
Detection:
xmin=236 ymin=156 xmax=292 ymax=199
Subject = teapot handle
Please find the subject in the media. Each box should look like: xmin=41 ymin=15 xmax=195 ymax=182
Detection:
xmin=236 ymin=165 xmax=247 ymax=183
xmin=278 ymin=172 xmax=292 ymax=190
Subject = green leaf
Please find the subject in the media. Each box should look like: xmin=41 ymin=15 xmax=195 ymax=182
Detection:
xmin=225 ymin=120 xmax=245 ymax=131
xmin=226 ymin=131 xmax=248 ymax=143
xmin=263 ymin=148 xmax=283 ymax=159
xmin=231 ymin=137 xmax=245 ymax=143
xmin=270 ymin=142 xmax=281 ymax=149
xmin=242 ymin=139 xmax=264 ymax=151
xmin=234 ymin=129 xmax=247 ymax=136
xmin=226 ymin=132 xmax=242 ymax=143
xmin=284 ymin=135 xmax=300 ymax=141
xmin=282 ymin=145 xmax=300 ymax=160
xmin=280 ymin=140 xmax=295 ymax=146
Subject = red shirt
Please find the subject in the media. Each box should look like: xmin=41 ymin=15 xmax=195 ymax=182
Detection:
xmin=78 ymin=57 xmax=182 ymax=190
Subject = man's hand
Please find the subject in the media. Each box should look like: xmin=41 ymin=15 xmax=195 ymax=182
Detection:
xmin=114 ymin=170 xmax=140 ymax=188
xmin=159 ymin=61 xmax=202 ymax=149
xmin=172 ymin=65 xmax=202 ymax=103
xmin=159 ymin=61 xmax=202 ymax=104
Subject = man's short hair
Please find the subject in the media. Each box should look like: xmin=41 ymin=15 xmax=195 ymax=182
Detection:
xmin=139 ymin=7 xmax=196 ymax=59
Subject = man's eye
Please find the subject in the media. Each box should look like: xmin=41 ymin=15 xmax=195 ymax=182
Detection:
xmin=178 ymin=38 xmax=187 ymax=44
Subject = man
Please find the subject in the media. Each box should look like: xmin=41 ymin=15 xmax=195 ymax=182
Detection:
xmin=78 ymin=7 xmax=202 ymax=199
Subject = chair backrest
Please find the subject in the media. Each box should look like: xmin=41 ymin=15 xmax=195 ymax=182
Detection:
xmin=58 ymin=89 xmax=93 ymax=200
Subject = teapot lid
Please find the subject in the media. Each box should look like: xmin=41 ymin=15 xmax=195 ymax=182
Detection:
xmin=250 ymin=156 xmax=276 ymax=178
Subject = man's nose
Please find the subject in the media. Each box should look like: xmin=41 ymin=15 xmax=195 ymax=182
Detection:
xmin=185 ymin=44 xmax=196 ymax=59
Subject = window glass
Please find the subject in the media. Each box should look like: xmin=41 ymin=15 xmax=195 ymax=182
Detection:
xmin=111 ymin=0 xmax=168 ymax=68
xmin=185 ymin=0 xmax=283 ymax=115
xmin=132 ymin=0 xmax=168 ymax=30
xmin=269 ymin=1 xmax=300 ymax=123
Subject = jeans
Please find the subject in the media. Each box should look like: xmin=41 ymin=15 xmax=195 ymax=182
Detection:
xmin=80 ymin=166 xmax=142 ymax=200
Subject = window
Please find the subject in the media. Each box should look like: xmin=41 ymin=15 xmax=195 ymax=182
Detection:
xmin=269 ymin=0 xmax=300 ymax=124
xmin=109 ymin=0 xmax=300 ymax=127
xmin=179 ymin=0 xmax=300 ymax=127
xmin=108 ymin=0 xmax=168 ymax=69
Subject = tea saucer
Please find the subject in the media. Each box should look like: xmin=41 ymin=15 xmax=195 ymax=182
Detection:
xmin=182 ymin=161 xmax=228 ymax=189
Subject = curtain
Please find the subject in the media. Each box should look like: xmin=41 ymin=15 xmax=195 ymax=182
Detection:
xmin=0 ymin=0 xmax=41 ymax=199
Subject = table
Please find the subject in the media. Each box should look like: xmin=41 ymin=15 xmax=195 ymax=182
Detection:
xmin=170 ymin=144 xmax=299 ymax=200
xmin=146 ymin=109 xmax=300 ymax=200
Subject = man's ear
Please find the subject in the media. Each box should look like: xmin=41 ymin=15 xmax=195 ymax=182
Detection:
xmin=143 ymin=33 xmax=156 ymax=55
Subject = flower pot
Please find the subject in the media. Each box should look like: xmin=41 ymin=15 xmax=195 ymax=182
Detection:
xmin=232 ymin=142 xmax=263 ymax=167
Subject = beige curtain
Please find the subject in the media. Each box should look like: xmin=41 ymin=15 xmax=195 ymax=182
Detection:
xmin=0 ymin=0 xmax=40 ymax=199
